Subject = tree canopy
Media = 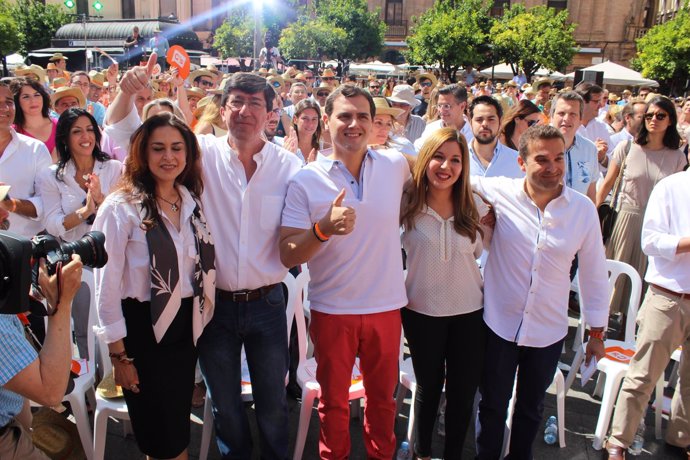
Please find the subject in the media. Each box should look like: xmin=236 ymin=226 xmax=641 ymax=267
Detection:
xmin=0 ymin=1 xmax=20 ymax=77
xmin=212 ymin=7 xmax=255 ymax=60
xmin=633 ymin=8 xmax=690 ymax=94
xmin=310 ymin=0 xmax=386 ymax=61
xmin=279 ymin=18 xmax=347 ymax=61
xmin=9 ymin=0 xmax=70 ymax=56
xmin=491 ymin=4 xmax=576 ymax=82
xmin=404 ymin=0 xmax=492 ymax=81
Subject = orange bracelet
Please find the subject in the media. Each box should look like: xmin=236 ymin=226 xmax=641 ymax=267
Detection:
xmin=313 ymin=222 xmax=330 ymax=242
xmin=589 ymin=329 xmax=605 ymax=341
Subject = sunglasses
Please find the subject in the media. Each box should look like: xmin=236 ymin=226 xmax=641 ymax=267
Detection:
xmin=370 ymin=85 xmax=380 ymax=89
xmin=199 ymin=80 xmax=214 ymax=87
xmin=420 ymin=81 xmax=433 ymax=88
xmin=644 ymin=112 xmax=667 ymax=121
xmin=526 ymin=119 xmax=539 ymax=127
xmin=322 ymin=77 xmax=335 ymax=81
xmin=316 ymin=91 xmax=330 ymax=97
xmin=272 ymin=81 xmax=281 ymax=88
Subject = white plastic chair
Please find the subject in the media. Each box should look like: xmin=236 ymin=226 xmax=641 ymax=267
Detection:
xmin=33 ymin=270 xmax=98 ymax=460
xmin=199 ymin=273 xmax=299 ymax=460
xmin=563 ymin=259 xmax=660 ymax=450
xmin=292 ymin=267 xmax=367 ymax=460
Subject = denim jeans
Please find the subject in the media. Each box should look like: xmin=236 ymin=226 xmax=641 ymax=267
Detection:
xmin=198 ymin=285 xmax=289 ymax=460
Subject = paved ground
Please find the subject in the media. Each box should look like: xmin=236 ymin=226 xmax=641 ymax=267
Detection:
xmin=76 ymin=317 xmax=687 ymax=459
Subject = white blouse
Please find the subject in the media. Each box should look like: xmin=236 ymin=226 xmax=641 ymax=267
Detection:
xmin=37 ymin=159 xmax=123 ymax=242
xmin=92 ymin=187 xmax=198 ymax=344
xmin=402 ymin=196 xmax=488 ymax=317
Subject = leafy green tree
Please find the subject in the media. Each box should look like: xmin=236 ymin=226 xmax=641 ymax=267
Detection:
xmin=633 ymin=8 xmax=690 ymax=94
xmin=405 ymin=0 xmax=492 ymax=81
xmin=279 ymin=18 xmax=347 ymax=61
xmin=212 ymin=7 xmax=255 ymax=69
xmin=9 ymin=0 xmax=70 ymax=56
xmin=313 ymin=0 xmax=386 ymax=61
xmin=491 ymin=4 xmax=576 ymax=82
xmin=0 ymin=1 xmax=20 ymax=76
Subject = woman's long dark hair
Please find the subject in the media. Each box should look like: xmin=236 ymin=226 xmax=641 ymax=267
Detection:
xmin=120 ymin=112 xmax=204 ymax=228
xmin=499 ymin=100 xmax=541 ymax=151
xmin=10 ymin=77 xmax=51 ymax=127
xmin=636 ymin=95 xmax=681 ymax=150
xmin=292 ymin=99 xmax=322 ymax=151
xmin=54 ymin=108 xmax=110 ymax=181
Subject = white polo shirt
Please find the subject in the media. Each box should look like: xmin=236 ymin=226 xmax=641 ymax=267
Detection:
xmin=0 ymin=129 xmax=52 ymax=237
xmin=281 ymin=149 xmax=410 ymax=315
xmin=471 ymin=176 xmax=609 ymax=348
xmin=198 ymin=135 xmax=303 ymax=291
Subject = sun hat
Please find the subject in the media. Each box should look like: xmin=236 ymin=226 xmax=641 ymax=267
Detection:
xmin=416 ymin=72 xmax=437 ymax=87
xmin=51 ymin=86 xmax=86 ymax=108
xmin=373 ymin=97 xmax=404 ymax=118
xmin=387 ymin=84 xmax=420 ymax=108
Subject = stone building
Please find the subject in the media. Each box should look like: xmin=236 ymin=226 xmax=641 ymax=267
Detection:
xmin=41 ymin=0 xmax=665 ymax=71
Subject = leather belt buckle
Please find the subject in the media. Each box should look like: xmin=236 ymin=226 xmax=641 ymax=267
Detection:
xmin=231 ymin=290 xmax=251 ymax=302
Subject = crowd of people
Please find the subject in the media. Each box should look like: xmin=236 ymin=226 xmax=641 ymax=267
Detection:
xmin=0 ymin=49 xmax=688 ymax=460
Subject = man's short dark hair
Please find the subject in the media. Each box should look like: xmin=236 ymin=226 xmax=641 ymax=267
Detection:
xmin=406 ymin=77 xmax=417 ymax=86
xmin=324 ymin=84 xmax=375 ymax=119
xmin=549 ymin=91 xmax=584 ymax=119
xmin=621 ymin=100 xmax=646 ymax=124
xmin=70 ymin=71 xmax=90 ymax=83
xmin=574 ymin=81 xmax=603 ymax=103
xmin=438 ymin=84 xmax=468 ymax=104
xmin=469 ymin=95 xmax=503 ymax=119
xmin=518 ymin=124 xmax=565 ymax=160
xmin=221 ymin=72 xmax=274 ymax=112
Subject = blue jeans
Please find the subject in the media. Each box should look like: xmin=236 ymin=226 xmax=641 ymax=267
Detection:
xmin=198 ymin=285 xmax=289 ymax=460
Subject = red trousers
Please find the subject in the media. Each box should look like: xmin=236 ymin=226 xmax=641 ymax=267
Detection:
xmin=310 ymin=309 xmax=402 ymax=460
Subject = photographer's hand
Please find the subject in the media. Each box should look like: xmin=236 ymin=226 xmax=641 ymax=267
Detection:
xmin=4 ymin=255 xmax=83 ymax=406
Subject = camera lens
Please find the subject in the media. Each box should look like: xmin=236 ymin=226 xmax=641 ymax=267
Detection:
xmin=59 ymin=231 xmax=108 ymax=269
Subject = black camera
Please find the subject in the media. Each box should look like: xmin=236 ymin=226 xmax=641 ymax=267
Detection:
xmin=0 ymin=231 xmax=108 ymax=315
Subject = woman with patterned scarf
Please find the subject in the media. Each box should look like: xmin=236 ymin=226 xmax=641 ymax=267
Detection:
xmin=93 ymin=112 xmax=216 ymax=460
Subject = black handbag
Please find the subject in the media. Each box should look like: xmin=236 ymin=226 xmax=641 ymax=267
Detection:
xmin=597 ymin=140 xmax=631 ymax=244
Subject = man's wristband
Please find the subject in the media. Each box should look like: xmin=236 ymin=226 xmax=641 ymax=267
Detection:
xmin=589 ymin=329 xmax=606 ymax=341
xmin=312 ymin=222 xmax=330 ymax=242
xmin=109 ymin=350 xmax=134 ymax=364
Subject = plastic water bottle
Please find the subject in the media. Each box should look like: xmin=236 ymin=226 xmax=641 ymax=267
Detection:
xmin=543 ymin=415 xmax=558 ymax=445
xmin=628 ymin=418 xmax=645 ymax=455
xmin=396 ymin=441 xmax=412 ymax=460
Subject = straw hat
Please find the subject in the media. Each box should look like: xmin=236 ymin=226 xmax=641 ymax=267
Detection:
xmin=51 ymin=77 xmax=67 ymax=89
xmin=46 ymin=62 xmax=58 ymax=71
xmin=608 ymin=93 xmax=621 ymax=103
xmin=314 ymin=82 xmax=332 ymax=94
xmin=533 ymin=77 xmax=554 ymax=90
xmin=504 ymin=80 xmax=517 ymax=88
xmin=188 ymin=69 xmax=215 ymax=84
xmin=187 ymin=86 xmax=206 ymax=99
xmin=416 ymin=72 xmax=437 ymax=87
xmin=373 ymin=97 xmax=403 ymax=118
xmin=521 ymin=83 xmax=532 ymax=92
xmin=523 ymin=86 xmax=537 ymax=95
xmin=495 ymin=83 xmax=504 ymax=90
xmin=51 ymin=86 xmax=86 ymax=108
xmin=88 ymin=70 xmax=105 ymax=88
xmin=321 ymin=68 xmax=337 ymax=79
xmin=388 ymin=84 xmax=420 ymax=107
xmin=15 ymin=64 xmax=46 ymax=83
xmin=49 ymin=52 xmax=69 ymax=62
xmin=267 ymin=75 xmax=285 ymax=92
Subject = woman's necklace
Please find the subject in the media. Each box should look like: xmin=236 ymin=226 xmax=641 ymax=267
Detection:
xmin=157 ymin=194 xmax=181 ymax=212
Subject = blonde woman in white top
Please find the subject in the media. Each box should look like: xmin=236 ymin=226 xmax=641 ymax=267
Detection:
xmin=400 ymin=127 xmax=490 ymax=460
xmin=37 ymin=108 xmax=122 ymax=359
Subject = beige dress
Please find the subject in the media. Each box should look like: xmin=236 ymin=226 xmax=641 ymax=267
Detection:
xmin=606 ymin=142 xmax=686 ymax=315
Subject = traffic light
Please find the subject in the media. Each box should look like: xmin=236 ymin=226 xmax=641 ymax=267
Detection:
xmin=64 ymin=0 xmax=75 ymax=8
xmin=93 ymin=0 xmax=103 ymax=11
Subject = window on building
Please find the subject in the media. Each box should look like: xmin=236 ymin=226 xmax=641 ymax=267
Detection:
xmin=159 ymin=0 xmax=177 ymax=18
xmin=491 ymin=0 xmax=510 ymax=17
xmin=547 ymin=0 xmax=568 ymax=11
xmin=121 ymin=0 xmax=135 ymax=18
xmin=385 ymin=0 xmax=403 ymax=25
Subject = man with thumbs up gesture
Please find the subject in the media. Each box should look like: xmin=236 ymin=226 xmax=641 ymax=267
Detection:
xmin=280 ymin=85 xmax=411 ymax=459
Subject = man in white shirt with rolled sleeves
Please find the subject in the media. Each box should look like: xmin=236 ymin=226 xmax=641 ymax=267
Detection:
xmin=472 ymin=124 xmax=609 ymax=460
xmin=106 ymin=56 xmax=302 ymax=460
xmin=414 ymin=84 xmax=474 ymax=151
xmin=279 ymin=85 xmax=410 ymax=459
xmin=605 ymin=169 xmax=690 ymax=460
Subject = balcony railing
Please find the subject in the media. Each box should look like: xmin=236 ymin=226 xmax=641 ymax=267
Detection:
xmin=385 ymin=20 xmax=408 ymax=39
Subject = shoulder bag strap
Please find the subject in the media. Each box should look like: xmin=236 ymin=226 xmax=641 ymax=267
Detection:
xmin=610 ymin=139 xmax=632 ymax=210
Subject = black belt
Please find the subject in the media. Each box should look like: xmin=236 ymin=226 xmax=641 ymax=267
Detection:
xmin=217 ymin=283 xmax=279 ymax=303
xmin=651 ymin=284 xmax=690 ymax=301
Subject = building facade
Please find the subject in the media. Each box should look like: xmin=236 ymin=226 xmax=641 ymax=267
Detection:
xmin=43 ymin=0 xmax=663 ymax=71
